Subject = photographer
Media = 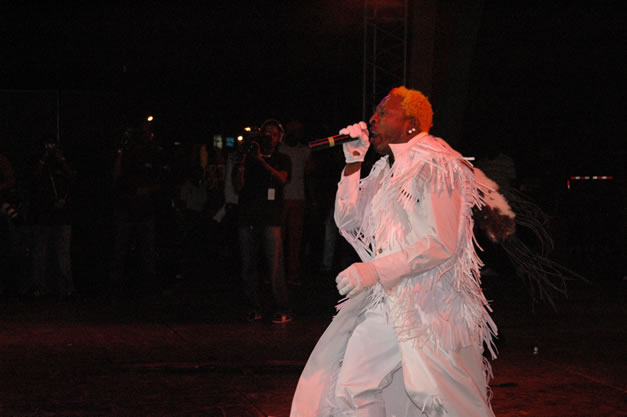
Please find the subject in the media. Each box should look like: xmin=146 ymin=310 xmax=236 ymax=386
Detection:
xmin=0 ymin=151 xmax=20 ymax=295
xmin=234 ymin=119 xmax=293 ymax=324
xmin=27 ymin=137 xmax=76 ymax=298
xmin=110 ymin=124 xmax=164 ymax=298
xmin=0 ymin=151 xmax=17 ymax=221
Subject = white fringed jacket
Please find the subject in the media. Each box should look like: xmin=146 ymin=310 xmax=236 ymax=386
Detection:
xmin=336 ymin=132 xmax=497 ymax=353
xmin=290 ymin=132 xmax=497 ymax=417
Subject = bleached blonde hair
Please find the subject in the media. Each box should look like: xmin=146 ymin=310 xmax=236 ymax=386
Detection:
xmin=390 ymin=86 xmax=433 ymax=133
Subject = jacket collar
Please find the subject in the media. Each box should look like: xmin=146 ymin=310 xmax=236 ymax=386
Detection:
xmin=388 ymin=132 xmax=428 ymax=162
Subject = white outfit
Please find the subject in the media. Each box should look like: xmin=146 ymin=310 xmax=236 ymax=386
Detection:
xmin=290 ymin=133 xmax=497 ymax=417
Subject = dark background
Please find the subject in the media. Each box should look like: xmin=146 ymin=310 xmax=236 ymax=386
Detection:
xmin=0 ymin=6 xmax=624 ymax=416
xmin=1 ymin=1 xmax=624 ymax=283
xmin=1 ymin=2 xmax=624 ymax=170
xmin=1 ymin=2 xmax=365 ymax=138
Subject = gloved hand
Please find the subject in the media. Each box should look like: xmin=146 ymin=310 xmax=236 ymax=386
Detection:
xmin=339 ymin=121 xmax=370 ymax=163
xmin=335 ymin=262 xmax=378 ymax=298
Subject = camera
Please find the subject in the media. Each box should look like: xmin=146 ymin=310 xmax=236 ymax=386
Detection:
xmin=239 ymin=127 xmax=273 ymax=155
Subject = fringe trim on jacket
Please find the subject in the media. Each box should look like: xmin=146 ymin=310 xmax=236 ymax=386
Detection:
xmin=338 ymin=135 xmax=498 ymax=359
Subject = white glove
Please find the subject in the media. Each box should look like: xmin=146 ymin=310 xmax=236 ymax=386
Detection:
xmin=339 ymin=122 xmax=370 ymax=163
xmin=335 ymin=262 xmax=378 ymax=298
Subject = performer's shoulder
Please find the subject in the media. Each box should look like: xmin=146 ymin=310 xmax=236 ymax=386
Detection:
xmin=410 ymin=134 xmax=461 ymax=159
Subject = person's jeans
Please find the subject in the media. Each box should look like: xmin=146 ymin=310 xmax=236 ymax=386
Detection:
xmin=110 ymin=212 xmax=157 ymax=292
xmin=281 ymin=199 xmax=305 ymax=283
xmin=30 ymin=224 xmax=74 ymax=295
xmin=238 ymin=224 xmax=290 ymax=314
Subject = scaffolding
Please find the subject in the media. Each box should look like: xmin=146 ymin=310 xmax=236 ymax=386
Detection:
xmin=362 ymin=0 xmax=409 ymax=120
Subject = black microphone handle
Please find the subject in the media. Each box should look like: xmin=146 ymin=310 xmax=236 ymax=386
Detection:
xmin=308 ymin=134 xmax=358 ymax=151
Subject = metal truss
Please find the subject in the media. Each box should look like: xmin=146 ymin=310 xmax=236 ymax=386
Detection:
xmin=362 ymin=0 xmax=409 ymax=119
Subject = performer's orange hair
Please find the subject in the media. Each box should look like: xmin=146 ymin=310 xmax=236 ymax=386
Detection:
xmin=390 ymin=86 xmax=433 ymax=133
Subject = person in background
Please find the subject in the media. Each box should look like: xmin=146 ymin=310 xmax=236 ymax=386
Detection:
xmin=213 ymin=139 xmax=243 ymax=281
xmin=234 ymin=119 xmax=293 ymax=324
xmin=0 ymin=150 xmax=21 ymax=296
xmin=305 ymin=143 xmax=345 ymax=277
xmin=27 ymin=137 xmax=76 ymax=298
xmin=173 ymin=163 xmax=208 ymax=281
xmin=280 ymin=119 xmax=313 ymax=287
xmin=110 ymin=124 xmax=164 ymax=299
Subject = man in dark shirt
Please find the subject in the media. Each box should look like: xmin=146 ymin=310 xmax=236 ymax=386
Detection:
xmin=110 ymin=125 xmax=164 ymax=297
xmin=234 ymin=119 xmax=292 ymax=323
xmin=28 ymin=138 xmax=76 ymax=297
xmin=0 ymin=151 xmax=19 ymax=295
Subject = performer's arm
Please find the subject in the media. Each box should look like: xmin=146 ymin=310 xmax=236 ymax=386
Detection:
xmin=334 ymin=166 xmax=366 ymax=234
xmin=343 ymin=161 xmax=361 ymax=177
xmin=333 ymin=122 xmax=370 ymax=232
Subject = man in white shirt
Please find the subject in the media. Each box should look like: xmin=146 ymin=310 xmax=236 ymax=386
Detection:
xmin=291 ymin=87 xmax=497 ymax=417
xmin=280 ymin=120 xmax=313 ymax=286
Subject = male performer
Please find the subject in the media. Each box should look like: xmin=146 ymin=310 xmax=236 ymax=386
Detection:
xmin=290 ymin=86 xmax=497 ymax=417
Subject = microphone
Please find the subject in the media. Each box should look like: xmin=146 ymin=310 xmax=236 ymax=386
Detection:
xmin=308 ymin=134 xmax=358 ymax=151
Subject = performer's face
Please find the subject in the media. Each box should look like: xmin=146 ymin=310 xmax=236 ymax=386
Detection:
xmin=368 ymin=94 xmax=412 ymax=155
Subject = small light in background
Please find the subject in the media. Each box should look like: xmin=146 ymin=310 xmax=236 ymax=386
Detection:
xmin=147 ymin=115 xmax=154 ymax=122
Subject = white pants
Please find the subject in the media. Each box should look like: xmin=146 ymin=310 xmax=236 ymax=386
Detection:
xmin=334 ymin=302 xmax=494 ymax=417
xmin=335 ymin=303 xmax=401 ymax=417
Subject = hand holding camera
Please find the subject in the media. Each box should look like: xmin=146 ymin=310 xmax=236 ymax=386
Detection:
xmin=40 ymin=143 xmax=66 ymax=164
xmin=246 ymin=140 xmax=262 ymax=159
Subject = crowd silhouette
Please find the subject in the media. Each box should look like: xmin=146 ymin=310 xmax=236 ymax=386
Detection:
xmin=0 ymin=116 xmax=354 ymax=323
xmin=1 ymin=109 xmax=607 ymax=318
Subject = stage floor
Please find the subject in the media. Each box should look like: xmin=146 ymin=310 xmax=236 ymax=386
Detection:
xmin=1 ymin=270 xmax=624 ymax=416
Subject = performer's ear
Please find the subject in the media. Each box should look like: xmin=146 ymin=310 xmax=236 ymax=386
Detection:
xmin=408 ymin=117 xmax=419 ymax=133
